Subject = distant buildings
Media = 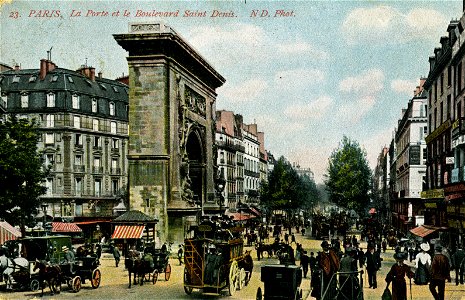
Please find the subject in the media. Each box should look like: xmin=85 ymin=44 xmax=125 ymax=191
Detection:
xmin=0 ymin=59 xmax=129 ymax=223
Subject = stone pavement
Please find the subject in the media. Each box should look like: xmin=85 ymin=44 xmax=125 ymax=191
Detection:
xmin=290 ymin=228 xmax=465 ymax=300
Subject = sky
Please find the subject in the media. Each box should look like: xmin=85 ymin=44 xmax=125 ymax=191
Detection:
xmin=1 ymin=0 xmax=463 ymax=183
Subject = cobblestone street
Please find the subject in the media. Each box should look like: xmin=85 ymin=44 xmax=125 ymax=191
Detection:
xmin=3 ymin=228 xmax=465 ymax=299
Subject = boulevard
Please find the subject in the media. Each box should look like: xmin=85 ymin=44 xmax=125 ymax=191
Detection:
xmin=4 ymin=228 xmax=465 ymax=300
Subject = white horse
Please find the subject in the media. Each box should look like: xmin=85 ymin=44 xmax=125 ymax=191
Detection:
xmin=0 ymin=254 xmax=28 ymax=290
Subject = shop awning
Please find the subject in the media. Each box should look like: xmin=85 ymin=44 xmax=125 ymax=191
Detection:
xmin=111 ymin=225 xmax=145 ymax=239
xmin=409 ymin=225 xmax=437 ymax=238
xmin=0 ymin=221 xmax=21 ymax=244
xmin=51 ymin=222 xmax=82 ymax=233
xmin=227 ymin=213 xmax=256 ymax=221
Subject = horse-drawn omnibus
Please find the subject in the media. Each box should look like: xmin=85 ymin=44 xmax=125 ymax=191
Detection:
xmin=183 ymin=219 xmax=253 ymax=296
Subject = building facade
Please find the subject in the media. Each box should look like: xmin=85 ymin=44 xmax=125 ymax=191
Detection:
xmin=242 ymin=123 xmax=261 ymax=206
xmin=0 ymin=59 xmax=129 ymax=222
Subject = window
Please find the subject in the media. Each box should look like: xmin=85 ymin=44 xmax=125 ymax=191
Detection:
xmin=440 ymin=73 xmax=444 ymax=94
xmin=112 ymin=86 xmax=119 ymax=93
xmin=75 ymin=134 xmax=82 ymax=146
xmin=93 ymin=119 xmax=99 ymax=131
xmin=75 ymin=154 xmax=82 ymax=165
xmin=75 ymin=177 xmax=82 ymax=196
xmin=94 ymin=157 xmax=101 ymax=167
xmin=94 ymin=179 xmax=101 ymax=197
xmin=99 ymin=83 xmax=107 ymax=90
xmin=2 ymin=94 xmax=7 ymax=108
xmin=21 ymin=93 xmax=28 ymax=108
xmin=51 ymin=75 xmax=58 ymax=82
xmin=47 ymin=93 xmax=55 ymax=107
xmin=12 ymin=75 xmax=20 ymax=83
xmin=45 ymin=133 xmax=54 ymax=144
xmin=84 ymin=79 xmax=92 ymax=86
xmin=67 ymin=76 xmax=74 ymax=83
xmin=448 ymin=65 xmax=452 ymax=86
xmin=112 ymin=138 xmax=119 ymax=149
xmin=94 ymin=136 xmax=101 ymax=148
xmin=73 ymin=116 xmax=80 ymax=128
xmin=110 ymin=121 xmax=117 ymax=134
xmin=458 ymin=63 xmax=463 ymax=93
xmin=46 ymin=178 xmax=53 ymax=196
xmin=72 ymin=94 xmax=80 ymax=109
xmin=46 ymin=114 xmax=54 ymax=127
xmin=112 ymin=179 xmax=119 ymax=195
xmin=45 ymin=154 xmax=54 ymax=166
xmin=109 ymin=102 xmax=115 ymax=116
xmin=111 ymin=158 xmax=118 ymax=169
xmin=458 ymin=102 xmax=462 ymax=120
xmin=92 ymin=99 xmax=98 ymax=113
xmin=29 ymin=75 xmax=37 ymax=83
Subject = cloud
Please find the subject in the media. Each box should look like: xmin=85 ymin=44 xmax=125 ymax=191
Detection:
xmin=339 ymin=69 xmax=384 ymax=95
xmin=284 ymin=96 xmax=333 ymax=120
xmin=277 ymin=42 xmax=329 ymax=60
xmin=274 ymin=68 xmax=326 ymax=91
xmin=218 ymin=79 xmax=269 ymax=103
xmin=391 ymin=79 xmax=418 ymax=96
xmin=360 ymin=127 xmax=395 ymax=169
xmin=342 ymin=6 xmax=449 ymax=45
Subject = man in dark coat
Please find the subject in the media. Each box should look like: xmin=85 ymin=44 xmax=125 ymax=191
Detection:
xmin=365 ymin=244 xmax=381 ymax=289
xmin=300 ymin=250 xmax=310 ymax=278
xmin=311 ymin=240 xmax=340 ymax=300
xmin=338 ymin=247 xmax=359 ymax=300
xmin=429 ymin=244 xmax=451 ymax=300
xmin=451 ymin=244 xmax=465 ymax=285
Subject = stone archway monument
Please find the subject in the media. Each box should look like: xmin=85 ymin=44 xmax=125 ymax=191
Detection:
xmin=114 ymin=22 xmax=225 ymax=244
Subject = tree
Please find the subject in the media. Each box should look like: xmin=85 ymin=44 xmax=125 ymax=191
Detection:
xmin=324 ymin=136 xmax=372 ymax=216
xmin=0 ymin=115 xmax=49 ymax=236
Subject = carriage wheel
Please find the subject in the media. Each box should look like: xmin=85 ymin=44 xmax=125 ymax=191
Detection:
xmin=184 ymin=285 xmax=193 ymax=295
xmin=228 ymin=260 xmax=238 ymax=296
xmin=165 ymin=264 xmax=171 ymax=281
xmin=30 ymin=279 xmax=40 ymax=291
xmin=256 ymin=287 xmax=263 ymax=300
xmin=51 ymin=278 xmax=61 ymax=294
xmin=72 ymin=276 xmax=81 ymax=293
xmin=152 ymin=270 xmax=158 ymax=284
xmin=91 ymin=269 xmax=101 ymax=289
xmin=183 ymin=267 xmax=193 ymax=294
xmin=238 ymin=268 xmax=246 ymax=290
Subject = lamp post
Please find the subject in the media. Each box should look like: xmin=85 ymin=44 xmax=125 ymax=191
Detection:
xmin=41 ymin=203 xmax=48 ymax=236
xmin=237 ymin=200 xmax=243 ymax=226
xmin=216 ymin=174 xmax=226 ymax=215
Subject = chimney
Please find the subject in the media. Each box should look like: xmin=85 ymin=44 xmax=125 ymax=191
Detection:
xmin=98 ymin=71 xmax=102 ymax=79
xmin=77 ymin=65 xmax=96 ymax=81
xmin=14 ymin=64 xmax=20 ymax=71
xmin=39 ymin=59 xmax=56 ymax=80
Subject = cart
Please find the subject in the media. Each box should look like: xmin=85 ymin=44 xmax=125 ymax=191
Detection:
xmin=183 ymin=221 xmax=253 ymax=296
xmin=60 ymin=255 xmax=101 ymax=292
xmin=256 ymin=264 xmax=302 ymax=300
xmin=139 ymin=248 xmax=172 ymax=284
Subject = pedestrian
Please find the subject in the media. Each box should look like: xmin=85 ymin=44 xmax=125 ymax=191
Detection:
xmin=178 ymin=244 xmax=184 ymax=265
xmin=310 ymin=240 xmax=340 ymax=300
xmin=451 ymin=244 xmax=465 ymax=285
xmin=429 ymin=244 xmax=451 ymax=300
xmin=284 ymin=232 xmax=289 ymax=244
xmin=357 ymin=247 xmax=365 ymax=269
xmin=300 ymin=250 xmax=310 ymax=278
xmin=95 ymin=243 xmax=102 ymax=259
xmin=385 ymin=252 xmax=414 ymax=300
xmin=309 ymin=251 xmax=317 ymax=278
xmin=338 ymin=247 xmax=359 ymax=300
xmin=112 ymin=244 xmax=121 ymax=267
xmin=365 ymin=243 xmax=381 ymax=289
xmin=291 ymin=233 xmax=296 ymax=245
xmin=382 ymin=238 xmax=387 ymax=253
xmin=414 ymin=242 xmax=431 ymax=285
xmin=301 ymin=228 xmax=306 ymax=236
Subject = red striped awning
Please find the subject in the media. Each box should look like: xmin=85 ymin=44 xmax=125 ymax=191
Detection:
xmin=409 ymin=225 xmax=437 ymax=238
xmin=226 ymin=213 xmax=256 ymax=221
xmin=111 ymin=225 xmax=145 ymax=239
xmin=51 ymin=222 xmax=82 ymax=233
xmin=0 ymin=221 xmax=21 ymax=244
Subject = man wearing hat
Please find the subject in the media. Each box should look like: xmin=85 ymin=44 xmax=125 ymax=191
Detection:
xmin=311 ymin=240 xmax=340 ymax=300
xmin=62 ymin=245 xmax=75 ymax=273
xmin=386 ymin=252 xmax=414 ymax=300
xmin=451 ymin=244 xmax=465 ymax=285
xmin=429 ymin=244 xmax=451 ymax=300
xmin=365 ymin=243 xmax=381 ymax=289
xmin=338 ymin=247 xmax=358 ymax=300
xmin=414 ymin=243 xmax=431 ymax=285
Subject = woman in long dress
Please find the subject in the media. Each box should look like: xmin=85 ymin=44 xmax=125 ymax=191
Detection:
xmin=414 ymin=243 xmax=431 ymax=285
xmin=386 ymin=252 xmax=414 ymax=300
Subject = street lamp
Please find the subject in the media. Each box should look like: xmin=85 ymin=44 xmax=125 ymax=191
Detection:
xmin=216 ymin=174 xmax=226 ymax=215
xmin=41 ymin=203 xmax=48 ymax=236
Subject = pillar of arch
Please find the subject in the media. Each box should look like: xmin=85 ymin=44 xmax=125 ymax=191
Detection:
xmin=114 ymin=22 xmax=225 ymax=244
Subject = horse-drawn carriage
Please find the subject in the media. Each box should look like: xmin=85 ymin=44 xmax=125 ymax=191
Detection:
xmin=256 ymin=264 xmax=303 ymax=300
xmin=125 ymin=246 xmax=172 ymax=288
xmin=183 ymin=220 xmax=253 ymax=296
xmin=58 ymin=254 xmax=101 ymax=292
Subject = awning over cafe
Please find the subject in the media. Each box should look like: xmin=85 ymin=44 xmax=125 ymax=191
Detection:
xmin=226 ymin=212 xmax=256 ymax=221
xmin=111 ymin=225 xmax=145 ymax=239
xmin=0 ymin=221 xmax=21 ymax=244
xmin=409 ymin=225 xmax=437 ymax=238
xmin=51 ymin=222 xmax=82 ymax=233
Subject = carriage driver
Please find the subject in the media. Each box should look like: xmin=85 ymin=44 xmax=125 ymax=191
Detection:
xmin=62 ymin=246 xmax=75 ymax=274
xmin=0 ymin=247 xmax=14 ymax=290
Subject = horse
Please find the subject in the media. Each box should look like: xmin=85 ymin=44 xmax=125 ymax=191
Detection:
xmin=32 ymin=260 xmax=61 ymax=296
xmin=255 ymin=242 xmax=274 ymax=259
xmin=124 ymin=257 xmax=146 ymax=288
xmin=238 ymin=250 xmax=254 ymax=285
xmin=0 ymin=254 xmax=28 ymax=290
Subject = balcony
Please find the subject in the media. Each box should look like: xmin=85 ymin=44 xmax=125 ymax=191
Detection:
xmin=452 ymin=117 xmax=465 ymax=139
xmin=74 ymin=165 xmax=85 ymax=173
xmin=110 ymin=167 xmax=121 ymax=175
xmin=92 ymin=166 xmax=103 ymax=174
xmin=216 ymin=140 xmax=245 ymax=153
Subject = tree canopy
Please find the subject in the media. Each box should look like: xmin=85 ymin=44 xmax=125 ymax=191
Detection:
xmin=324 ymin=136 xmax=372 ymax=216
xmin=260 ymin=156 xmax=319 ymax=214
xmin=0 ymin=116 xmax=49 ymax=235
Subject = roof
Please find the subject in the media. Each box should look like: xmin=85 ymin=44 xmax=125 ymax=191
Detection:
xmin=409 ymin=225 xmax=439 ymax=238
xmin=0 ymin=221 xmax=21 ymax=244
xmin=113 ymin=210 xmax=158 ymax=223
xmin=51 ymin=222 xmax=82 ymax=233
xmin=111 ymin=225 xmax=145 ymax=239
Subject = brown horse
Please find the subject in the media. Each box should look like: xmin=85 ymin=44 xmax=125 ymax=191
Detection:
xmin=238 ymin=250 xmax=254 ymax=285
xmin=124 ymin=257 xmax=147 ymax=288
xmin=33 ymin=260 xmax=61 ymax=297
